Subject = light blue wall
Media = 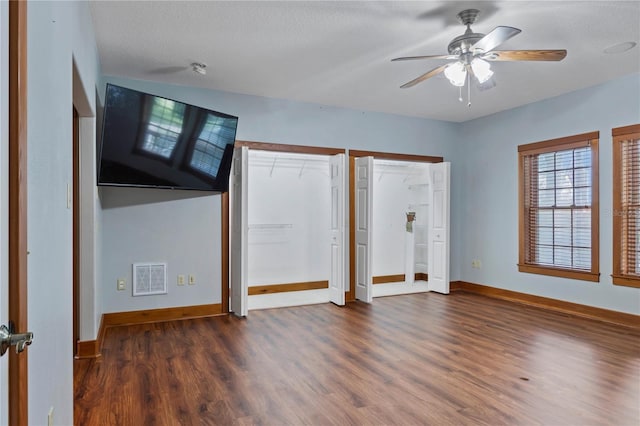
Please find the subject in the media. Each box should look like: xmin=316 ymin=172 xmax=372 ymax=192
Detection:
xmin=100 ymin=74 xmax=640 ymax=316
xmin=100 ymin=76 xmax=460 ymax=155
xmin=27 ymin=2 xmax=99 ymax=425
xmin=458 ymin=73 xmax=640 ymax=314
xmin=99 ymin=75 xmax=461 ymax=313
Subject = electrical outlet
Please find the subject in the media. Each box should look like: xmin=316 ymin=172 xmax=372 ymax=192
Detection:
xmin=48 ymin=407 xmax=54 ymax=426
xmin=472 ymin=259 xmax=482 ymax=269
xmin=177 ymin=275 xmax=185 ymax=286
xmin=189 ymin=274 xmax=196 ymax=285
xmin=117 ymin=278 xmax=126 ymax=291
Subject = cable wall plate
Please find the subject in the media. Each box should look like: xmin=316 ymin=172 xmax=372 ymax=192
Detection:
xmin=132 ymin=262 xmax=167 ymax=296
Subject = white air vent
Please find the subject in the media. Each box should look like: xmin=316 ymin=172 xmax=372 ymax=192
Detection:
xmin=132 ymin=262 xmax=167 ymax=296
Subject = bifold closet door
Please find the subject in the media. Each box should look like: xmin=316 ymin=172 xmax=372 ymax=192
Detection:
xmin=410 ymin=168 xmax=430 ymax=282
xmin=230 ymin=146 xmax=248 ymax=316
xmin=355 ymin=156 xmax=373 ymax=303
xmin=329 ymin=154 xmax=346 ymax=306
xmin=427 ymin=162 xmax=450 ymax=294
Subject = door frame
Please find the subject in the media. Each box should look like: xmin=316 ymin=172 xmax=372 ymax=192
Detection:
xmin=72 ymin=107 xmax=79 ymax=356
xmin=8 ymin=1 xmax=29 ymax=424
xmin=221 ymin=192 xmax=229 ymax=313
xmin=229 ymin=146 xmax=248 ymax=317
xmin=347 ymin=150 xmax=443 ymax=302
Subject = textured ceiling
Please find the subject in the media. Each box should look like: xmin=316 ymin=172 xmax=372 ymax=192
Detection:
xmin=90 ymin=1 xmax=640 ymax=122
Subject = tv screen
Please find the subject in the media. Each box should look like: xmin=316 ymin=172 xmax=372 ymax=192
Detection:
xmin=98 ymin=84 xmax=238 ymax=192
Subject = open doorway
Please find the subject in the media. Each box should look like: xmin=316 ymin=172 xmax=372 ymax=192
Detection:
xmin=71 ymin=60 xmax=99 ymax=359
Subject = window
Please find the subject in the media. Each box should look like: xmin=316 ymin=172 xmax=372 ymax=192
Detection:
xmin=612 ymin=124 xmax=640 ymax=288
xmin=518 ymin=131 xmax=599 ymax=281
xmin=189 ymin=114 xmax=237 ymax=177
xmin=142 ymin=97 xmax=185 ymax=158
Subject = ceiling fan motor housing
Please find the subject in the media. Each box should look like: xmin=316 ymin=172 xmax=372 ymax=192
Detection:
xmin=447 ymin=31 xmax=486 ymax=55
xmin=457 ymin=9 xmax=480 ymax=26
xmin=448 ymin=9 xmax=485 ymax=55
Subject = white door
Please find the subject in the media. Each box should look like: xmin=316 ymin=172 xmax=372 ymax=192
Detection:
xmin=329 ymin=154 xmax=345 ymax=306
xmin=230 ymin=146 xmax=248 ymax=317
xmin=355 ymin=157 xmax=373 ymax=303
xmin=427 ymin=162 xmax=450 ymax=294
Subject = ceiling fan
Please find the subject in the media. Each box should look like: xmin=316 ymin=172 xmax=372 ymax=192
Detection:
xmin=148 ymin=62 xmax=207 ymax=76
xmin=392 ymin=9 xmax=567 ymax=104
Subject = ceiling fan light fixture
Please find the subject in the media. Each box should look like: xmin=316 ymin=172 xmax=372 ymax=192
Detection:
xmin=470 ymin=58 xmax=493 ymax=84
xmin=444 ymin=61 xmax=467 ymax=87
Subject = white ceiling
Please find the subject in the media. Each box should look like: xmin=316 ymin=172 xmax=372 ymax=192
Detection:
xmin=90 ymin=1 xmax=640 ymax=123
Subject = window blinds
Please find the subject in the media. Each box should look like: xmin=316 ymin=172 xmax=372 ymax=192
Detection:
xmin=523 ymin=147 xmax=592 ymax=270
xmin=618 ymin=134 xmax=640 ymax=277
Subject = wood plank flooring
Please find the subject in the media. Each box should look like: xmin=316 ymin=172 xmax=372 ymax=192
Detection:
xmin=74 ymin=292 xmax=640 ymax=425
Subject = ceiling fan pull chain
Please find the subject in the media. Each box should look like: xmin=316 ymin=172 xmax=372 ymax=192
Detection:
xmin=458 ymin=85 xmax=463 ymax=103
xmin=467 ymin=72 xmax=472 ymax=108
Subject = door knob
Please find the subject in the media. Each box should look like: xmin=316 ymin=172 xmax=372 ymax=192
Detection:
xmin=0 ymin=324 xmax=33 ymax=356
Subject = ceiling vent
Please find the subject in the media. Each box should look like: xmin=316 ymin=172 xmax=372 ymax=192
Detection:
xmin=133 ymin=262 xmax=167 ymax=296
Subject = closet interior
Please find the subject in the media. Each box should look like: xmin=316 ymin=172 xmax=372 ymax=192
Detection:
xmin=354 ymin=156 xmax=450 ymax=303
xmin=371 ymin=159 xmax=431 ymax=297
xmin=230 ymin=145 xmax=346 ymax=315
xmin=230 ymin=145 xmax=448 ymax=316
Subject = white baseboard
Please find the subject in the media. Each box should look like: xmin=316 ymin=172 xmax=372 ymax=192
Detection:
xmin=248 ymin=289 xmax=331 ymax=310
xmin=373 ymin=281 xmax=429 ymax=298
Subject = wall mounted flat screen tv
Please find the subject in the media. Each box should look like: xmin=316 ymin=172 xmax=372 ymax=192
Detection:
xmin=98 ymin=84 xmax=238 ymax=192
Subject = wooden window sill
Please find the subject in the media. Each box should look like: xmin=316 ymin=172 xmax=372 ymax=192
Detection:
xmin=518 ymin=264 xmax=600 ymax=282
xmin=612 ymin=274 xmax=640 ymax=288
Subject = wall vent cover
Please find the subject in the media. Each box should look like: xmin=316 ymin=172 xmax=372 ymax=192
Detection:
xmin=133 ymin=262 xmax=167 ymax=296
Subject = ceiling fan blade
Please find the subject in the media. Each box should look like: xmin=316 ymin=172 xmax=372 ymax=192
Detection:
xmin=483 ymin=49 xmax=567 ymax=61
xmin=472 ymin=26 xmax=521 ymax=53
xmin=400 ymin=64 xmax=448 ymax=89
xmin=392 ymin=54 xmax=458 ymax=62
xmin=147 ymin=66 xmax=190 ymax=75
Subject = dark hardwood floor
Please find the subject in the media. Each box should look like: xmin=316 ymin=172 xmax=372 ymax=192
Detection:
xmin=74 ymin=292 xmax=640 ymax=425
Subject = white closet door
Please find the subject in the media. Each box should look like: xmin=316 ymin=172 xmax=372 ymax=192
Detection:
xmin=427 ymin=162 xmax=450 ymax=294
xmin=355 ymin=156 xmax=373 ymax=303
xmin=329 ymin=154 xmax=346 ymax=306
xmin=230 ymin=146 xmax=248 ymax=316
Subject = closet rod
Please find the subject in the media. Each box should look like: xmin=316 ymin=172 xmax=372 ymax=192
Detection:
xmin=269 ymin=157 xmax=277 ymax=177
xmin=249 ymin=223 xmax=294 ymax=230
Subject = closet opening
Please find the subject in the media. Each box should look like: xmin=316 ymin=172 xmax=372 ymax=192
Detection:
xmin=230 ymin=142 xmax=346 ymax=316
xmin=348 ymin=150 xmax=450 ymax=303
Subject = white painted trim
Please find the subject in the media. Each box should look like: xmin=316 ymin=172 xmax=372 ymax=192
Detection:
xmin=248 ymin=289 xmax=330 ymax=310
xmin=372 ymin=281 xmax=429 ymax=298
xmin=78 ymin=116 xmax=99 ymax=340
